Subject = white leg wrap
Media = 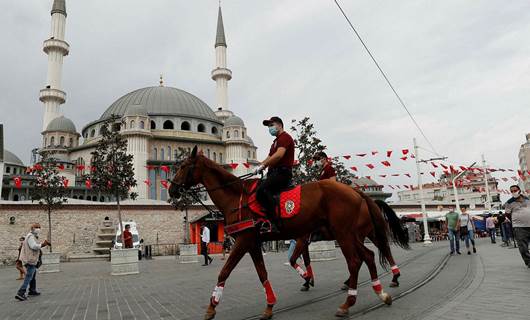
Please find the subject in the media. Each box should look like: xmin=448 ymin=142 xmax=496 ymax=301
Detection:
xmin=348 ymin=289 xmax=358 ymax=296
xmin=212 ymin=285 xmax=224 ymax=304
xmin=296 ymin=266 xmax=305 ymax=277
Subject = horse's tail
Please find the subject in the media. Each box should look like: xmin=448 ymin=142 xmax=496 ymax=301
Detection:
xmin=357 ymin=191 xmax=393 ymax=269
xmin=374 ymin=199 xmax=410 ymax=250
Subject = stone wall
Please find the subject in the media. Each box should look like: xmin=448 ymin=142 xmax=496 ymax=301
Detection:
xmin=0 ymin=203 xmax=206 ymax=265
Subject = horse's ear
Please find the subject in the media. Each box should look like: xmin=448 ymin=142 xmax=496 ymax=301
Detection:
xmin=191 ymin=145 xmax=198 ymax=158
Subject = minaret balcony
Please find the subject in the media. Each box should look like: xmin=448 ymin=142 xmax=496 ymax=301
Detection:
xmin=39 ymin=88 xmax=66 ymax=104
xmin=43 ymin=38 xmax=70 ymax=56
xmin=211 ymin=67 xmax=232 ymax=80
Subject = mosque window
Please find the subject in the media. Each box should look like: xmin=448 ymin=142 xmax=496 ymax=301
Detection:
xmin=161 ymin=148 xmax=165 ymax=161
xmin=100 ymin=196 xmax=105 ymax=202
xmin=153 ymin=148 xmax=157 ymax=160
xmin=79 ymin=195 xmax=84 ymax=200
xmin=211 ymin=127 xmax=218 ymax=135
xmin=140 ymin=121 xmax=145 ymax=129
xmin=73 ymin=195 xmax=78 ymax=199
xmin=242 ymin=131 xmax=245 ymax=138
xmin=198 ymin=123 xmax=206 ymax=132
xmin=13 ymin=195 xmax=19 ymax=201
xmin=112 ymin=123 xmax=121 ymax=132
xmin=6 ymin=167 xmax=10 ymax=174
xmin=220 ymin=153 xmax=223 ymax=164
xmin=248 ymin=150 xmax=251 ymax=158
xmin=253 ymin=151 xmax=256 ymax=159
xmin=44 ymin=137 xmax=47 ymax=146
xmin=226 ymin=131 xmax=230 ymax=139
xmin=99 ymin=127 xmax=105 ymax=135
xmin=207 ymin=149 xmax=211 ymax=158
xmin=59 ymin=137 xmax=65 ymax=146
xmin=167 ymin=146 xmax=172 ymax=160
xmin=180 ymin=121 xmax=190 ymax=131
xmin=150 ymin=120 xmax=156 ymax=130
xmin=130 ymin=120 xmax=135 ymax=129
xmin=69 ymin=138 xmax=73 ymax=147
xmin=213 ymin=152 xmax=217 ymax=162
xmin=50 ymin=136 xmax=55 ymax=146
xmin=163 ymin=120 xmax=174 ymax=130
xmin=234 ymin=130 xmax=239 ymax=138
xmin=90 ymin=129 xmax=95 ymax=137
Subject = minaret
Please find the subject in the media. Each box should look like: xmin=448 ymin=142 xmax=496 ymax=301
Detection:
xmin=40 ymin=0 xmax=69 ymax=131
xmin=212 ymin=5 xmax=233 ymax=122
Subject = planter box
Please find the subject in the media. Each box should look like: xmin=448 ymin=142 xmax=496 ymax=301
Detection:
xmin=39 ymin=252 xmax=61 ymax=273
xmin=178 ymin=244 xmax=198 ymax=264
xmin=111 ymin=248 xmax=139 ymax=276
xmin=309 ymin=241 xmax=337 ymax=261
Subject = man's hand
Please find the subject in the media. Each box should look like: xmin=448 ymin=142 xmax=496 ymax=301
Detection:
xmin=253 ymin=165 xmax=265 ymax=176
xmin=42 ymin=240 xmax=50 ymax=247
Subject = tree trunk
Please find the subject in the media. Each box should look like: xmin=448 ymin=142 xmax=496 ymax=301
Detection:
xmin=47 ymin=206 xmax=52 ymax=253
xmin=184 ymin=207 xmax=190 ymax=244
xmin=117 ymin=194 xmax=124 ymax=249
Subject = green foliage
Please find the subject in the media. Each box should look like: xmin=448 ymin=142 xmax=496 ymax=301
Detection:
xmin=89 ymin=116 xmax=138 ymax=201
xmin=290 ymin=117 xmax=355 ymax=185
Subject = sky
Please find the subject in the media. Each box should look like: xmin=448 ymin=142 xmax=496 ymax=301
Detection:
xmin=1 ymin=0 xmax=530 ymax=200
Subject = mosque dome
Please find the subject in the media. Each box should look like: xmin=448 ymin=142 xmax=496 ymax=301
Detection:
xmin=224 ymin=115 xmax=245 ymax=127
xmin=124 ymin=104 xmax=148 ymax=117
xmin=100 ymin=86 xmax=218 ymax=122
xmin=4 ymin=150 xmax=24 ymax=166
xmin=45 ymin=116 xmax=77 ymax=133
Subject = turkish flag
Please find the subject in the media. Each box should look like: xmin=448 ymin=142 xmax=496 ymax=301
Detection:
xmin=440 ymin=164 xmax=448 ymax=170
xmin=57 ymin=164 xmax=65 ymax=170
xmin=62 ymin=179 xmax=69 ymax=188
xmin=14 ymin=176 xmax=22 ymax=189
xmin=379 ymin=174 xmax=387 ymax=178
xmin=365 ymin=176 xmax=371 ymax=180
xmin=389 ymin=185 xmax=395 ymax=189
xmin=430 ymin=172 xmax=436 ymax=177
xmin=229 ymin=163 xmax=238 ymax=169
xmin=76 ymin=164 xmax=85 ymax=171
xmin=459 ymin=166 xmax=467 ymax=171
xmin=400 ymin=156 xmax=407 ymax=161
xmin=350 ymin=166 xmax=358 ymax=172
xmin=404 ymin=173 xmax=411 ymax=178
xmin=391 ymin=174 xmax=400 ymax=176
xmin=410 ymin=154 xmax=415 ymax=158
xmin=161 ymin=180 xmax=169 ymax=189
xmin=402 ymin=149 xmax=409 ymax=155
xmin=144 ymin=179 xmax=151 ymax=186
xmin=508 ymin=169 xmax=514 ymax=172
xmin=404 ymin=185 xmax=410 ymax=189
xmin=107 ymin=180 xmax=112 ymax=188
xmin=343 ymin=155 xmax=351 ymax=160
xmin=381 ymin=161 xmax=391 ymax=167
xmin=160 ymin=165 xmax=170 ymax=173
xmin=430 ymin=162 xmax=438 ymax=168
xmin=356 ymin=153 xmax=367 ymax=157
xmin=90 ymin=166 xmax=97 ymax=172
xmin=371 ymin=151 xmax=378 ymax=156
xmin=386 ymin=150 xmax=392 ymax=157
xmin=307 ymin=159 xmax=314 ymax=166
xmin=85 ymin=179 xmax=92 ymax=189
xmin=396 ymin=185 xmax=401 ymax=189
xmin=243 ymin=163 xmax=250 ymax=168
xmin=34 ymin=164 xmax=43 ymax=171
xmin=366 ymin=164 xmax=375 ymax=169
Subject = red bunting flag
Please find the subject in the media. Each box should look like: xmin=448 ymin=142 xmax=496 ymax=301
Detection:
xmin=62 ymin=179 xmax=69 ymax=188
xmin=366 ymin=164 xmax=375 ymax=169
xmin=404 ymin=173 xmax=411 ymax=178
xmin=34 ymin=164 xmax=43 ymax=171
xmin=396 ymin=185 xmax=401 ymax=189
xmin=440 ymin=164 xmax=448 ymax=170
xmin=381 ymin=161 xmax=391 ymax=167
xmin=14 ymin=176 xmax=22 ymax=189
xmin=356 ymin=153 xmax=367 ymax=157
xmin=343 ymin=155 xmax=351 ymax=160
xmin=143 ymin=179 xmax=151 ymax=186
xmin=508 ymin=169 xmax=514 ymax=172
xmin=107 ymin=180 xmax=113 ymax=188
xmin=400 ymin=156 xmax=407 ymax=161
xmin=76 ymin=164 xmax=85 ymax=171
xmin=386 ymin=150 xmax=392 ymax=157
xmin=229 ymin=163 xmax=239 ymax=169
xmin=410 ymin=185 xmax=414 ymax=190
xmin=307 ymin=159 xmax=314 ymax=166
xmin=389 ymin=185 xmax=395 ymax=189
xmin=90 ymin=166 xmax=97 ymax=172
xmin=404 ymin=185 xmax=410 ymax=189
xmin=410 ymin=154 xmax=415 ymax=158
xmin=430 ymin=172 xmax=436 ymax=177
xmin=294 ymin=160 xmax=299 ymax=165
xmin=57 ymin=164 xmax=65 ymax=170
xmin=85 ymin=178 xmax=92 ymax=189
xmin=518 ymin=170 xmax=523 ymax=177
xmin=371 ymin=151 xmax=378 ymax=156
xmin=402 ymin=149 xmax=409 ymax=155
xmin=365 ymin=176 xmax=371 ymax=180
xmin=391 ymin=174 xmax=400 ymax=177
xmin=160 ymin=165 xmax=170 ymax=173
xmin=511 ymin=176 xmax=518 ymax=181
xmin=431 ymin=162 xmax=438 ymax=168
xmin=161 ymin=180 xmax=169 ymax=189
xmin=379 ymin=175 xmax=387 ymax=178
xmin=350 ymin=166 xmax=358 ymax=172
xmin=459 ymin=166 xmax=467 ymax=171
xmin=501 ymin=177 xmax=508 ymax=182
xmin=145 ymin=165 xmax=155 ymax=170
xmin=243 ymin=163 xmax=250 ymax=168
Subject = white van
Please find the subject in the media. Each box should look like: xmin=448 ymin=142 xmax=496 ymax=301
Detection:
xmin=114 ymin=221 xmax=141 ymax=249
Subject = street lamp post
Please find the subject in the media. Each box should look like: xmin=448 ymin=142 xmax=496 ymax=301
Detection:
xmin=413 ymin=138 xmax=432 ymax=245
xmin=482 ymin=154 xmax=492 ymax=210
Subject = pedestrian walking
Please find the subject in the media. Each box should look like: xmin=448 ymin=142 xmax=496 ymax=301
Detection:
xmin=459 ymin=207 xmax=477 ymax=255
xmin=201 ymin=225 xmax=213 ymax=266
xmin=284 ymin=239 xmax=297 ymax=266
xmin=485 ymin=214 xmax=496 ymax=243
xmin=15 ymin=223 xmax=50 ymax=301
xmin=501 ymin=214 xmax=514 ymax=248
xmin=445 ymin=207 xmax=461 ymax=255
xmin=15 ymin=236 xmax=26 ymax=280
xmin=122 ymin=224 xmax=133 ymax=249
xmin=504 ymin=185 xmax=530 ymax=268
xmin=221 ymin=234 xmax=233 ymax=260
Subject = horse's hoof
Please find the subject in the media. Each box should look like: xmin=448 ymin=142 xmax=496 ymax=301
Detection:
xmin=340 ymin=284 xmax=348 ymax=291
xmin=310 ymin=278 xmax=315 ymax=287
xmin=260 ymin=306 xmax=273 ymax=320
xmin=381 ymin=292 xmax=392 ymax=305
xmin=389 ymin=281 xmax=399 ymax=288
xmin=335 ymin=308 xmax=349 ymax=317
xmin=204 ymin=305 xmax=216 ymax=320
xmin=300 ymin=285 xmax=309 ymax=291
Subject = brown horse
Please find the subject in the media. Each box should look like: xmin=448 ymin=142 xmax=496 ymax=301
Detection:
xmin=290 ymin=196 xmax=409 ymax=291
xmin=169 ymin=146 xmax=392 ymax=319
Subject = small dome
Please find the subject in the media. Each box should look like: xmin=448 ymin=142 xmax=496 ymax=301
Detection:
xmin=352 ymin=177 xmax=379 ymax=186
xmin=124 ymin=104 xmax=148 ymax=117
xmin=247 ymin=136 xmax=254 ymax=145
xmin=46 ymin=116 xmax=77 ymax=133
xmin=4 ymin=150 xmax=24 ymax=166
xmin=224 ymin=115 xmax=245 ymax=127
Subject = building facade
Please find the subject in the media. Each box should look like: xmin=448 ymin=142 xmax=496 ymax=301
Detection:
xmin=518 ymin=133 xmax=530 ymax=192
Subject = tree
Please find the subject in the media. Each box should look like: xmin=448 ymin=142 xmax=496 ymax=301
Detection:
xmin=30 ymin=151 xmax=69 ymax=253
xmin=89 ymin=116 xmax=137 ymax=246
xmin=290 ymin=117 xmax=355 ymax=185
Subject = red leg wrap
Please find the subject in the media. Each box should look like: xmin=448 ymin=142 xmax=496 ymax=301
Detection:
xmin=263 ymin=280 xmax=277 ymax=305
xmin=391 ymin=265 xmax=400 ymax=275
xmin=305 ymin=265 xmax=313 ymax=278
xmin=293 ymin=263 xmax=305 ymax=277
xmin=371 ymin=279 xmax=382 ymax=293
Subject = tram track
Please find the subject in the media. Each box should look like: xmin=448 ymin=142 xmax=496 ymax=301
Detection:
xmin=241 ymin=245 xmax=449 ymax=320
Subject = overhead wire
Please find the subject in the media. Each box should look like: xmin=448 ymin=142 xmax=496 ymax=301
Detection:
xmin=333 ymin=0 xmax=441 ymax=157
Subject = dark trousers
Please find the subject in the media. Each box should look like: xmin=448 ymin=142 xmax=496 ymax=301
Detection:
xmin=256 ymin=168 xmax=292 ymax=218
xmin=17 ymin=264 xmax=37 ymax=295
xmin=514 ymin=227 xmax=530 ymax=266
xmin=201 ymin=241 xmax=210 ymax=264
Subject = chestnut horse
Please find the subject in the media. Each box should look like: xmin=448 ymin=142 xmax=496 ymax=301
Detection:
xmin=169 ymin=147 xmax=392 ymax=319
xmin=289 ymin=197 xmax=409 ymax=291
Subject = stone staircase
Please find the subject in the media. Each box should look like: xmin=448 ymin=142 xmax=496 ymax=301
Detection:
xmin=69 ymin=221 xmax=115 ymax=262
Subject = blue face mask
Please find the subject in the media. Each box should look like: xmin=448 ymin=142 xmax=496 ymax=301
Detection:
xmin=268 ymin=126 xmax=278 ymax=136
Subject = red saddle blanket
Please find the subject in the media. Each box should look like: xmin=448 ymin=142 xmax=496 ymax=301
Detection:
xmin=248 ymin=181 xmax=302 ymax=218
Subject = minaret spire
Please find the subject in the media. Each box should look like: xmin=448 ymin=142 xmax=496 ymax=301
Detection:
xmin=40 ymin=0 xmax=69 ymax=131
xmin=212 ymin=4 xmax=232 ymax=117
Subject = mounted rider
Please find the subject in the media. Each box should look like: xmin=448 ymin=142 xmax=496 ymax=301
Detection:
xmin=254 ymin=116 xmax=295 ymax=232
xmin=313 ymin=151 xmax=336 ymax=181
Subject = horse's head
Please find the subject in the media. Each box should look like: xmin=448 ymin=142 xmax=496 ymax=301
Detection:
xmin=169 ymin=145 xmax=203 ymax=200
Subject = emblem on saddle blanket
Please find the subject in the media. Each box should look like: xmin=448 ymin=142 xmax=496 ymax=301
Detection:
xmin=248 ymin=182 xmax=302 ymax=219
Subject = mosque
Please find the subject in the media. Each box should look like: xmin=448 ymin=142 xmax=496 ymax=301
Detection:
xmin=1 ymin=0 xmax=257 ymax=202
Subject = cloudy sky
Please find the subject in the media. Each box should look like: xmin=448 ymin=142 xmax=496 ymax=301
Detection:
xmin=1 ymin=0 xmax=530 ymax=198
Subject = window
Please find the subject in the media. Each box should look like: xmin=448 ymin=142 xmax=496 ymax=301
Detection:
xmin=226 ymin=131 xmax=230 ymax=139
xmin=149 ymin=170 xmax=157 ymax=200
xmin=211 ymin=127 xmax=218 ymax=135
xmin=50 ymin=136 xmax=55 ymax=146
xmin=220 ymin=153 xmax=223 ymax=164
xmin=167 ymin=146 xmax=171 ymax=160
xmin=140 ymin=121 xmax=145 ymax=129
xmin=112 ymin=123 xmax=121 ymax=132
xmin=59 ymin=136 xmax=65 ymax=146
xmin=174 ymin=150 xmax=179 ymax=160
xmin=130 ymin=120 xmax=135 ymax=129
xmin=248 ymin=150 xmax=251 ymax=158
xmin=44 ymin=137 xmax=47 ymax=146
xmin=198 ymin=123 xmax=206 ymax=132
xmin=213 ymin=152 xmax=217 ymax=162
xmin=99 ymin=126 xmax=105 ymax=135
xmin=153 ymin=148 xmax=157 ymax=160
xmin=150 ymin=120 xmax=156 ymax=129
xmin=253 ymin=151 xmax=256 ymax=159
xmin=90 ymin=129 xmax=95 ymax=137
xmin=6 ymin=167 xmax=10 ymax=174
xmin=181 ymin=121 xmax=190 ymax=131
xmin=242 ymin=131 xmax=245 ymax=138
xmin=100 ymin=196 xmax=105 ymax=202
xmin=207 ymin=149 xmax=210 ymax=158
xmin=234 ymin=130 xmax=239 ymax=138
xmin=163 ymin=120 xmax=174 ymax=129
xmin=161 ymin=148 xmax=165 ymax=161
xmin=69 ymin=138 xmax=73 ymax=147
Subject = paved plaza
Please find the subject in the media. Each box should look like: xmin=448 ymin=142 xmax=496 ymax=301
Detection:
xmin=1 ymin=239 xmax=528 ymax=320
